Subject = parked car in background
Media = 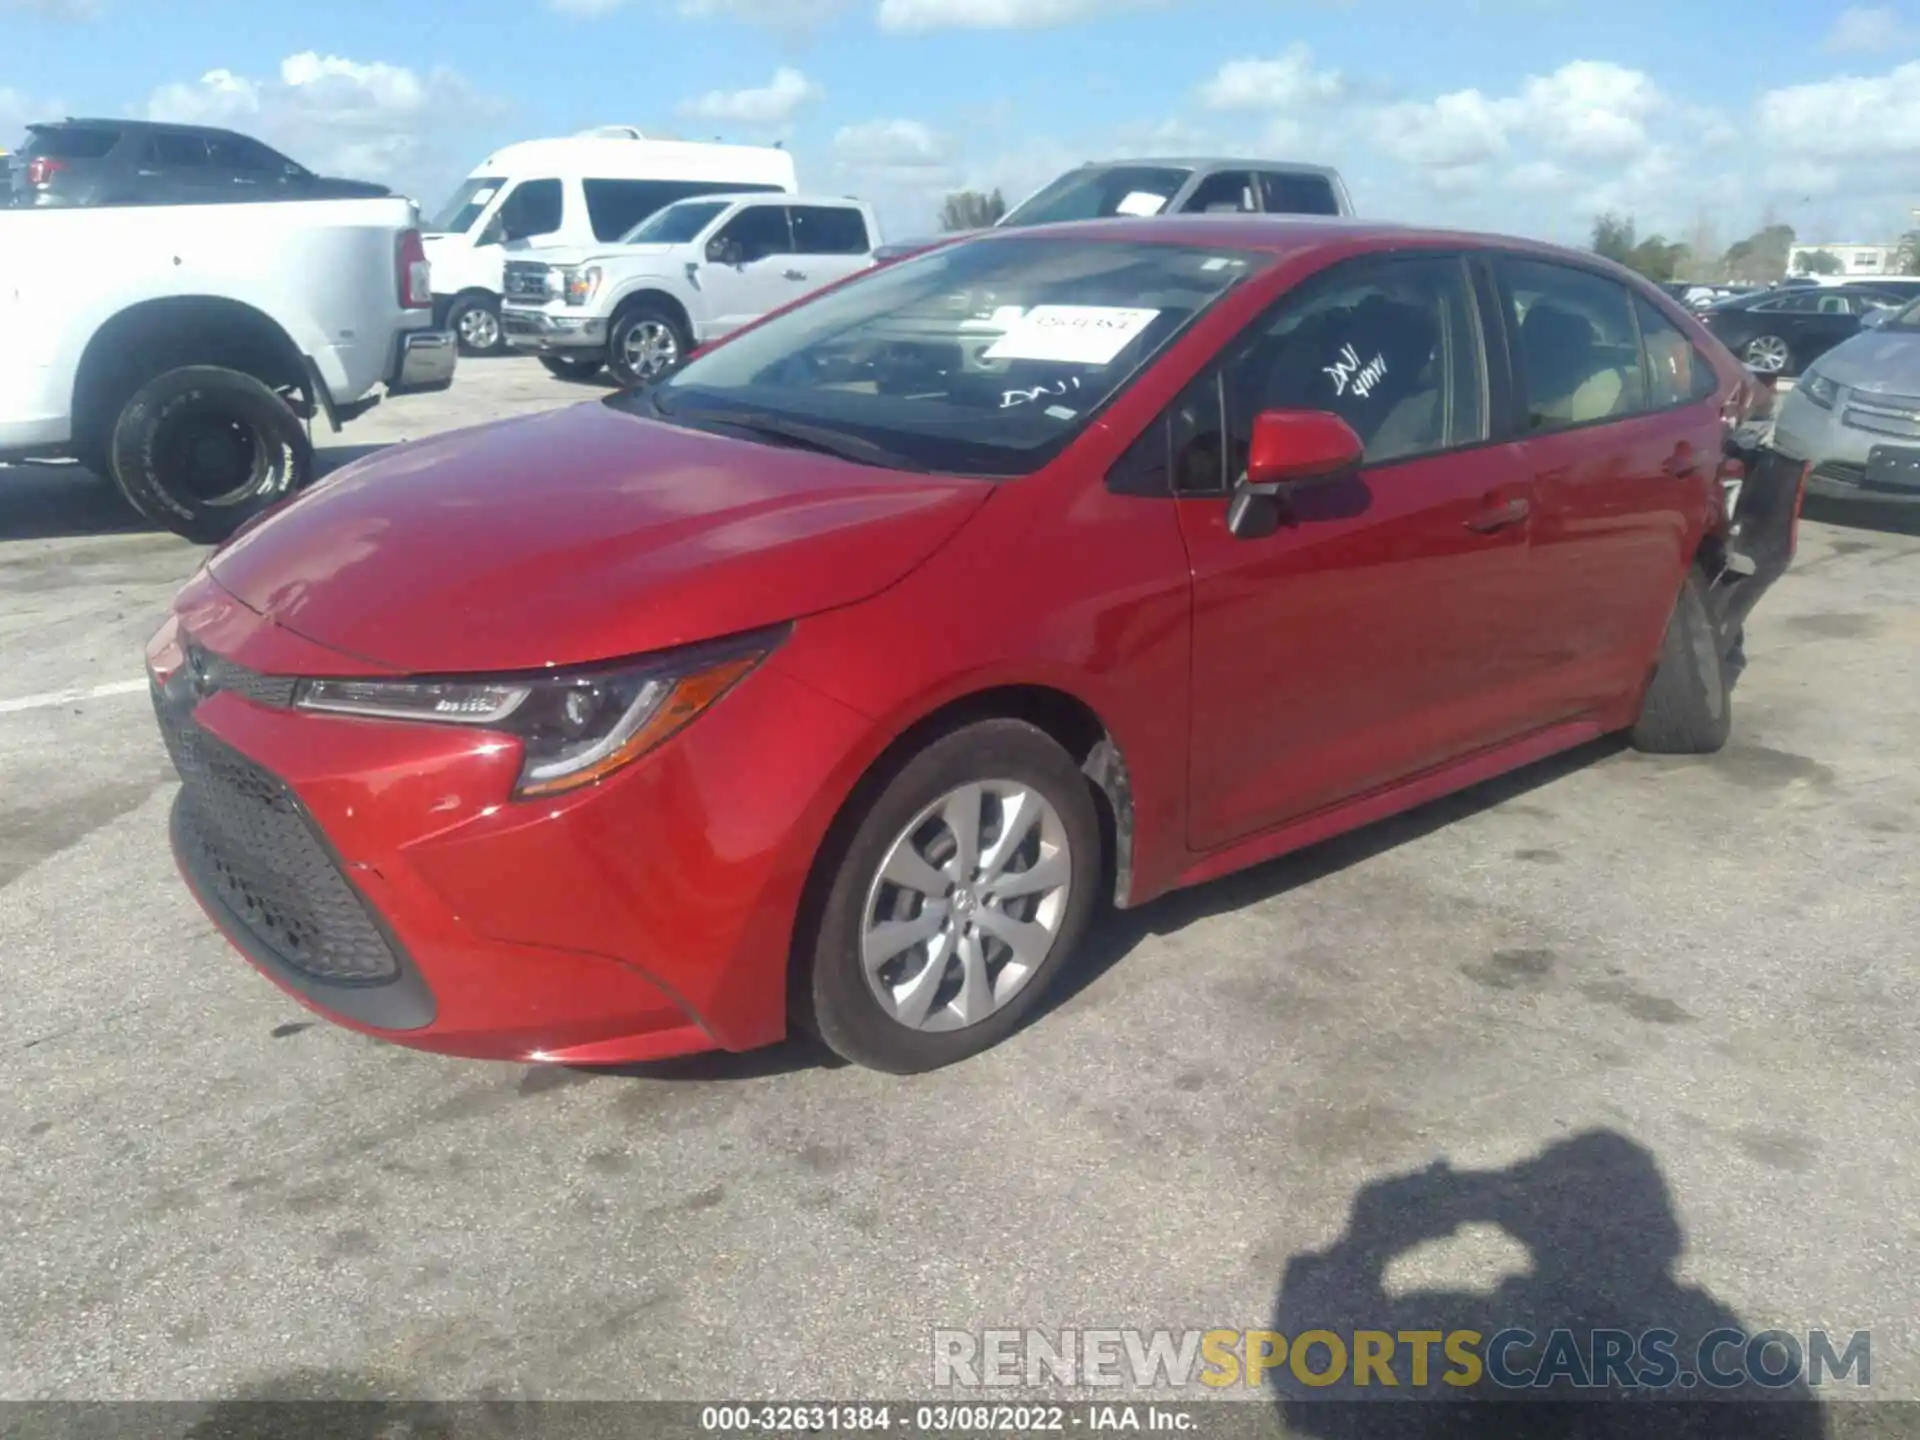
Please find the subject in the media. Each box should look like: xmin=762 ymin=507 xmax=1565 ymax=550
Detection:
xmin=0 ymin=195 xmax=453 ymax=542
xmin=7 ymin=119 xmax=392 ymax=209
xmin=1773 ymin=293 xmax=1920 ymax=505
xmin=149 ymin=217 xmax=1789 ymax=1077
xmin=423 ymin=127 xmax=798 ymax=357
xmin=1695 ymin=283 xmax=1903 ymax=376
xmin=871 ymin=157 xmax=1352 ymax=262
xmin=501 ymin=192 xmax=881 ymax=385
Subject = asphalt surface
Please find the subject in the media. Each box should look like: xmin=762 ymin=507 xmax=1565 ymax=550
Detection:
xmin=4 ymin=359 xmax=1919 ymax=1428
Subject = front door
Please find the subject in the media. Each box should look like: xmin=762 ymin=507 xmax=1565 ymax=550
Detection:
xmin=1177 ymin=253 xmax=1544 ymax=851
xmin=696 ymin=204 xmax=804 ymax=338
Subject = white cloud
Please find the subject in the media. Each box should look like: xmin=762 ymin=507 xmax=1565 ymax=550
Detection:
xmin=143 ymin=53 xmax=504 ymax=203
xmin=676 ymin=67 xmax=822 ymax=127
xmin=832 ymin=117 xmax=954 ymax=175
xmin=1197 ymin=45 xmax=1346 ymax=111
xmin=1822 ymin=5 xmax=1915 ymax=52
xmin=0 ymin=0 xmax=100 ymax=16
xmin=875 ymin=0 xmax=1160 ymax=32
xmin=1758 ymin=60 xmax=1920 ymax=158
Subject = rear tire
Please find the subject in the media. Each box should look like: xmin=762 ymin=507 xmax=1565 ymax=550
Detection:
xmin=802 ymin=719 xmax=1103 ymax=1074
xmin=538 ymin=354 xmax=605 ymax=383
xmin=1630 ymin=570 xmax=1733 ymax=754
xmin=1742 ymin=334 xmax=1793 ymax=376
xmin=107 ymin=366 xmax=312 ymax=545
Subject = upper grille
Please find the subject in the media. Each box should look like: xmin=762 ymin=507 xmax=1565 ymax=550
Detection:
xmin=156 ymin=654 xmax=402 ymax=987
xmin=1843 ymin=391 xmax=1920 ymax=440
xmin=503 ymin=261 xmax=552 ymax=301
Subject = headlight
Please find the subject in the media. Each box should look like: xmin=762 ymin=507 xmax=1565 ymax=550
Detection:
xmin=292 ymin=631 xmax=782 ymax=798
xmin=556 ymin=265 xmax=600 ymax=306
xmin=1799 ymin=371 xmax=1840 ymax=410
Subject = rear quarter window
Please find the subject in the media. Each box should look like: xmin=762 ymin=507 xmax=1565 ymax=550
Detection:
xmin=25 ymin=127 xmax=121 ymax=160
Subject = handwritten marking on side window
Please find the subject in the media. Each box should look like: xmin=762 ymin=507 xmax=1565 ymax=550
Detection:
xmin=1323 ymin=343 xmax=1388 ymax=399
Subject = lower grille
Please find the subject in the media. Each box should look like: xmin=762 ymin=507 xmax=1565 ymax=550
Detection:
xmin=1811 ymin=460 xmax=1867 ymax=489
xmin=157 ymin=686 xmax=401 ymax=986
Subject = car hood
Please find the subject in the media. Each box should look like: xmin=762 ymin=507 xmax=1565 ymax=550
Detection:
xmin=511 ymin=243 xmax=677 ymax=269
xmin=207 ymin=402 xmax=994 ymax=674
xmin=1811 ymin=328 xmax=1920 ymax=395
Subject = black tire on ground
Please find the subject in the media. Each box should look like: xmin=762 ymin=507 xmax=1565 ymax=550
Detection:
xmin=1630 ymin=569 xmax=1733 ymax=754
xmin=107 ymin=366 xmax=313 ymax=546
xmin=606 ymin=303 xmax=692 ymax=389
xmin=538 ymin=354 xmax=605 ymax=383
xmin=447 ymin=292 xmax=506 ymax=357
xmin=802 ymin=718 xmax=1104 ymax=1074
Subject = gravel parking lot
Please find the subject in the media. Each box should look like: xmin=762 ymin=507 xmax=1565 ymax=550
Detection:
xmin=5 ymin=359 xmax=1919 ymax=1423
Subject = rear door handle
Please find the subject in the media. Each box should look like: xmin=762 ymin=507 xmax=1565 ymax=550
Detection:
xmin=1466 ymin=497 xmax=1530 ymax=533
xmin=783 ymin=268 xmax=808 ymax=281
xmin=1664 ymin=446 xmax=1701 ymax=479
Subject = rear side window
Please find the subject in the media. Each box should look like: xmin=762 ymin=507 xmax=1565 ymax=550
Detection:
xmin=789 ymin=205 xmax=869 ymax=255
xmin=1260 ymin=171 xmax=1341 ymax=216
xmin=1182 ymin=171 xmax=1257 ymax=213
xmin=586 ymin=179 xmax=786 ymax=240
xmin=1634 ymin=297 xmax=1718 ymax=408
xmin=1506 ymin=257 xmax=1645 ymax=432
xmin=26 ymin=127 xmax=121 ymax=160
xmin=147 ymin=133 xmax=211 ymax=168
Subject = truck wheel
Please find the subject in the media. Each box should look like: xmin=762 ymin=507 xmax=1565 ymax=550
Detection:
xmin=108 ymin=366 xmax=312 ymax=546
xmin=539 ymin=355 xmax=605 ymax=383
xmin=1630 ymin=569 xmax=1733 ymax=754
xmin=607 ymin=304 xmax=690 ymax=388
xmin=448 ymin=293 xmax=505 ymax=357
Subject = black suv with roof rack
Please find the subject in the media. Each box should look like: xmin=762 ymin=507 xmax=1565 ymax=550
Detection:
xmin=9 ymin=118 xmax=392 ymax=209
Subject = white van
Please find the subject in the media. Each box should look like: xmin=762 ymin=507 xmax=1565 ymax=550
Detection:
xmin=421 ymin=126 xmax=799 ymax=355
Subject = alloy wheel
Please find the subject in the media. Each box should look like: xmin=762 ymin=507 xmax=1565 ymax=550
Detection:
xmin=621 ymin=320 xmax=680 ymax=380
xmin=859 ymin=781 xmax=1073 ymax=1032
xmin=458 ymin=306 xmax=501 ymax=352
xmin=1744 ymin=335 xmax=1790 ymax=374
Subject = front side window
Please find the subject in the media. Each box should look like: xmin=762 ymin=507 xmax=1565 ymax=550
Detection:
xmin=148 ymin=133 xmax=210 ymax=168
xmin=497 ymin=178 xmax=563 ymax=242
xmin=1506 ymin=257 xmax=1645 ymax=431
xmin=428 ymin=176 xmax=504 ymax=235
xmin=207 ymin=135 xmax=290 ymax=174
xmin=790 ymin=205 xmax=870 ymax=255
xmin=630 ymin=236 xmax=1266 ymax=477
xmin=1000 ymin=165 xmax=1194 ymax=227
xmin=710 ymin=204 xmax=793 ymax=263
xmin=1634 ymin=297 xmax=1718 ymax=408
xmin=622 ymin=199 xmax=732 ymax=246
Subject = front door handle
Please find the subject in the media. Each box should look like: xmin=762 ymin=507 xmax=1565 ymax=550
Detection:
xmin=1663 ymin=445 xmax=1701 ymax=479
xmin=783 ymin=268 xmax=808 ymax=281
xmin=1466 ymin=496 xmax=1530 ymax=533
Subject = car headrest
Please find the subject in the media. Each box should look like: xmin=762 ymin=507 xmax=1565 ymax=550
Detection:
xmin=1520 ymin=302 xmax=1597 ymax=397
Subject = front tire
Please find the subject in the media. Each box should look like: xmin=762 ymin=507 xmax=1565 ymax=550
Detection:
xmin=448 ymin=293 xmax=506 ymax=357
xmin=107 ymin=366 xmax=312 ymax=545
xmin=804 ymin=720 xmax=1103 ymax=1074
xmin=606 ymin=303 xmax=690 ymax=388
xmin=1631 ymin=570 xmax=1733 ymax=754
xmin=539 ymin=355 xmax=605 ymax=383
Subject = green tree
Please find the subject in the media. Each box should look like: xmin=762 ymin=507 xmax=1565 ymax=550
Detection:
xmin=1590 ymin=212 xmax=1686 ymax=281
xmin=940 ymin=188 xmax=1007 ymax=231
xmin=1591 ymin=212 xmax=1637 ymax=266
xmin=1721 ymin=223 xmax=1796 ymax=283
xmin=1794 ymin=248 xmax=1843 ymax=276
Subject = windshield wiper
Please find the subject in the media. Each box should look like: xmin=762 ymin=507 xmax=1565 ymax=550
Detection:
xmin=692 ymin=412 xmax=929 ymax=471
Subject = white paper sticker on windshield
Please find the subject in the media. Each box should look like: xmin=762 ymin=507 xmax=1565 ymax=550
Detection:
xmin=982 ymin=305 xmax=1161 ymax=365
xmin=1115 ymin=190 xmax=1169 ymax=217
xmin=471 ymin=186 xmax=499 ymax=206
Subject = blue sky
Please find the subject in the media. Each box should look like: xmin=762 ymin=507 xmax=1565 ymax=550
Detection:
xmin=6 ymin=0 xmax=1919 ymax=248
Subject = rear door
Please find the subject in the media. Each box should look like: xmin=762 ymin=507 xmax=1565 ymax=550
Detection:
xmin=1498 ymin=255 xmax=1715 ymax=718
xmin=786 ymin=204 xmax=877 ymax=290
xmin=1173 ymin=251 xmax=1543 ymax=849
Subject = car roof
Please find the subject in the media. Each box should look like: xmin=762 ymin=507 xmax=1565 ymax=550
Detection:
xmin=35 ymin=117 xmax=270 ymax=143
xmin=1068 ymin=156 xmax=1342 ymax=178
xmin=957 ymin=213 xmax=1616 ymax=265
xmin=692 ymin=192 xmax=867 ymax=206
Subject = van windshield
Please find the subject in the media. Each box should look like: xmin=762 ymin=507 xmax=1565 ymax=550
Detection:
xmin=622 ymin=199 xmax=732 ymax=245
xmin=427 ymin=177 xmax=504 ymax=235
xmin=1000 ymin=165 xmax=1193 ymax=228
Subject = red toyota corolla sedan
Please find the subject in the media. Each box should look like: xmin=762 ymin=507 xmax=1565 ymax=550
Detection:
xmin=148 ymin=217 xmax=1798 ymax=1074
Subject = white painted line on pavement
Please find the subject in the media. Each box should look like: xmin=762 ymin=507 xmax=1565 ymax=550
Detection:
xmin=0 ymin=678 xmax=149 ymax=715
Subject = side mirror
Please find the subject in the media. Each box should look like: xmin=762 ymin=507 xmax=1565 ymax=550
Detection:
xmin=1225 ymin=409 xmax=1365 ymax=539
xmin=706 ymin=237 xmax=741 ymax=265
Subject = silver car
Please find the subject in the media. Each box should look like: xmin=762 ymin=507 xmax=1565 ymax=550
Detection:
xmin=1773 ymin=296 xmax=1920 ymax=504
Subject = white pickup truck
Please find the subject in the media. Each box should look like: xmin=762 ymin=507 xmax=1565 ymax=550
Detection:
xmin=0 ymin=196 xmax=456 ymax=542
xmin=500 ymin=192 xmax=881 ymax=385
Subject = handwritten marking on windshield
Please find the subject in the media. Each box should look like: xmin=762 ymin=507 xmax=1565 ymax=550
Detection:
xmin=1324 ymin=344 xmax=1388 ymax=399
xmin=1002 ymin=376 xmax=1084 ymax=409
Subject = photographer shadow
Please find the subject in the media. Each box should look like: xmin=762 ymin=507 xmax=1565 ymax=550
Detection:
xmin=1270 ymin=1131 xmax=1831 ymax=1439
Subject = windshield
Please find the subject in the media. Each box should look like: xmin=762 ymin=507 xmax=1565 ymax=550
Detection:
xmin=1000 ymin=166 xmax=1194 ymax=228
xmin=426 ymin=176 xmax=504 ymax=235
xmin=622 ymin=199 xmax=732 ymax=245
xmin=1883 ymin=296 xmax=1920 ymax=330
xmin=627 ymin=235 xmax=1265 ymax=477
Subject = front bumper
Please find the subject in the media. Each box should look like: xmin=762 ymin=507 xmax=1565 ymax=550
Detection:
xmin=501 ymin=306 xmax=607 ymax=353
xmin=146 ymin=575 xmax=870 ymax=1065
xmin=1772 ymin=387 xmax=1920 ymax=503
